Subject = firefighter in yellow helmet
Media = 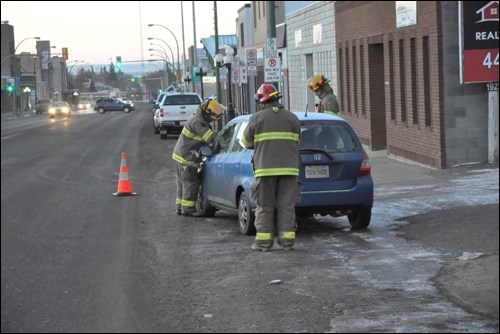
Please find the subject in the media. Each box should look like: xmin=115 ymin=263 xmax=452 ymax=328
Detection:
xmin=308 ymin=75 xmax=341 ymax=116
xmin=172 ymin=98 xmax=224 ymax=217
xmin=241 ymin=84 xmax=301 ymax=251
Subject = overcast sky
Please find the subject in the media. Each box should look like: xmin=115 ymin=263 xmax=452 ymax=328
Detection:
xmin=1 ymin=1 xmax=249 ymax=64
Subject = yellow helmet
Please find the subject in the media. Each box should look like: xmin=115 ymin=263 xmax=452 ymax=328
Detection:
xmin=308 ymin=75 xmax=329 ymax=92
xmin=201 ymin=98 xmax=223 ymax=121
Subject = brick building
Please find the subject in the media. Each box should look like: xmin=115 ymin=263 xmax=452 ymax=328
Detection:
xmin=287 ymin=1 xmax=498 ymax=169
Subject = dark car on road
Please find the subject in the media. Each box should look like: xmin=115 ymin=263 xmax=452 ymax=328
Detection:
xmin=35 ymin=99 xmax=52 ymax=115
xmin=197 ymin=112 xmax=374 ymax=235
xmin=94 ymin=98 xmax=134 ymax=114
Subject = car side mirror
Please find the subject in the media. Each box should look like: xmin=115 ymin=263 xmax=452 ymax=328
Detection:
xmin=199 ymin=145 xmax=212 ymax=157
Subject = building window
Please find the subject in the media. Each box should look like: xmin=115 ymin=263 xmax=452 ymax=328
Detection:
xmin=353 ymin=45 xmax=358 ymax=115
xmin=399 ymin=39 xmax=407 ymax=124
xmin=389 ymin=40 xmax=396 ymax=121
xmin=252 ymin=1 xmax=257 ymax=28
xmin=423 ymin=36 xmax=431 ymax=128
xmin=360 ymin=44 xmax=366 ymax=116
xmin=339 ymin=47 xmax=345 ymax=113
xmin=346 ymin=46 xmax=351 ymax=115
xmin=411 ymin=37 xmax=418 ymax=125
xmin=240 ymin=23 xmax=245 ymax=47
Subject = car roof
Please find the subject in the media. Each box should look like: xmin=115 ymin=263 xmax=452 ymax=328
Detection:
xmin=164 ymin=92 xmax=199 ymax=96
xmin=231 ymin=111 xmax=346 ymax=123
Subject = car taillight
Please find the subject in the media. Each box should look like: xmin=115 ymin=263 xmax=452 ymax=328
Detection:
xmin=358 ymin=149 xmax=372 ymax=176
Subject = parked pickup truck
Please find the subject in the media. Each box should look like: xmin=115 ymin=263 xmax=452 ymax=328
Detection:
xmin=153 ymin=93 xmax=202 ymax=139
xmin=35 ymin=98 xmax=52 ymax=115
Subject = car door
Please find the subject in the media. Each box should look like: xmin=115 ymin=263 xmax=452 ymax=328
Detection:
xmin=203 ymin=121 xmax=242 ymax=207
xmin=219 ymin=121 xmax=254 ymax=209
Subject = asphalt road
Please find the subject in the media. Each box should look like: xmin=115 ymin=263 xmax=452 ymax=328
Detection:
xmin=1 ymin=106 xmax=498 ymax=332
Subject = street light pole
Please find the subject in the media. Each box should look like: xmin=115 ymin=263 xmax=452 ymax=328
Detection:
xmin=215 ymin=46 xmax=236 ymax=122
xmin=67 ymin=60 xmax=85 ymax=89
xmin=14 ymin=36 xmax=40 ymax=53
xmin=148 ymin=24 xmax=181 ymax=82
xmin=23 ymin=86 xmax=32 ymax=111
xmin=147 ymin=37 xmax=176 ymax=74
xmin=183 ymin=73 xmax=192 ymax=92
xmin=194 ymin=63 xmax=208 ymax=100
xmin=150 ymin=53 xmax=171 ymax=88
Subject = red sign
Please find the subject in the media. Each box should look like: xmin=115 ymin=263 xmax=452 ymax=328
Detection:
xmin=463 ymin=49 xmax=499 ymax=83
xmin=462 ymin=1 xmax=499 ymax=83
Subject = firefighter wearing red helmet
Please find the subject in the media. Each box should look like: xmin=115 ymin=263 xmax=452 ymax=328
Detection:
xmin=308 ymin=75 xmax=341 ymax=116
xmin=241 ymin=83 xmax=301 ymax=252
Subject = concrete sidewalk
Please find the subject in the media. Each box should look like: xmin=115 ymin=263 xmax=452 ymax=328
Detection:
xmin=367 ymin=148 xmax=499 ymax=321
xmin=1 ymin=110 xmax=38 ymax=122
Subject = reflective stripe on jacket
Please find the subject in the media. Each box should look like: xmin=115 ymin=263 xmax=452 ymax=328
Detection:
xmin=242 ymin=103 xmax=301 ymax=177
xmin=172 ymin=109 xmax=215 ymax=167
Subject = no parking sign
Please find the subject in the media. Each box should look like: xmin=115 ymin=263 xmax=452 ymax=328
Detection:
xmin=264 ymin=57 xmax=281 ymax=82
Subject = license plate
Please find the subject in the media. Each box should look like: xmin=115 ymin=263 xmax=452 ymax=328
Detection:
xmin=160 ymin=130 xmax=167 ymax=134
xmin=305 ymin=165 xmax=329 ymax=179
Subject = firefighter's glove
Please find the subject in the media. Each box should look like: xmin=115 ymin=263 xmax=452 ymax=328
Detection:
xmin=190 ymin=150 xmax=200 ymax=159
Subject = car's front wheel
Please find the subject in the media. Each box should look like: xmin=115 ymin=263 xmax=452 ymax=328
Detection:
xmin=98 ymin=107 xmax=105 ymax=114
xmin=197 ymin=186 xmax=216 ymax=217
xmin=123 ymin=107 xmax=131 ymax=113
xmin=238 ymin=190 xmax=256 ymax=235
xmin=347 ymin=207 xmax=371 ymax=229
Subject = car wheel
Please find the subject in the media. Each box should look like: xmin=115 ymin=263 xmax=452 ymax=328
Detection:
xmin=123 ymin=107 xmax=131 ymax=113
xmin=98 ymin=107 xmax=105 ymax=114
xmin=347 ymin=207 xmax=371 ymax=229
xmin=238 ymin=190 xmax=256 ymax=235
xmin=197 ymin=186 xmax=216 ymax=217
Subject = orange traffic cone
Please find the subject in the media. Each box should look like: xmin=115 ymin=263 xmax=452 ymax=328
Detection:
xmin=113 ymin=152 xmax=138 ymax=196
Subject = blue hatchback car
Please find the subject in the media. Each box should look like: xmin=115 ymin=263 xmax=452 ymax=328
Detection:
xmin=197 ymin=112 xmax=374 ymax=235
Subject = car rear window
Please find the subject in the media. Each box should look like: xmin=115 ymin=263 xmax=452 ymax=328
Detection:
xmin=164 ymin=95 xmax=201 ymax=105
xmin=300 ymin=122 xmax=358 ymax=152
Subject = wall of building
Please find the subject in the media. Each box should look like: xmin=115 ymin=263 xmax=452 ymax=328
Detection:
xmin=287 ymin=1 xmax=337 ymax=113
xmin=335 ymin=1 xmax=445 ymax=168
xmin=1 ymin=23 xmax=15 ymax=114
xmin=440 ymin=1 xmax=491 ymax=167
xmin=1 ymin=23 xmax=15 ymax=76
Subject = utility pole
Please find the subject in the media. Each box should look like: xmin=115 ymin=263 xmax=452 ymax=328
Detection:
xmin=267 ymin=1 xmax=278 ymax=90
xmin=191 ymin=1 xmax=197 ymax=93
xmin=181 ymin=1 xmax=187 ymax=91
xmin=214 ymin=0 xmax=222 ymax=129
xmin=267 ymin=1 xmax=276 ymax=38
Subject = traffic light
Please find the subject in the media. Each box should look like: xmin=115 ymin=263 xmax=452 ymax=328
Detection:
xmin=6 ymin=78 xmax=15 ymax=94
xmin=62 ymin=47 xmax=68 ymax=60
xmin=116 ymin=56 xmax=122 ymax=70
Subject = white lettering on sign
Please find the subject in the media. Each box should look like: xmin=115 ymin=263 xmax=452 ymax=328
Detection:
xmin=475 ymin=31 xmax=499 ymax=41
xmin=264 ymin=57 xmax=281 ymax=82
